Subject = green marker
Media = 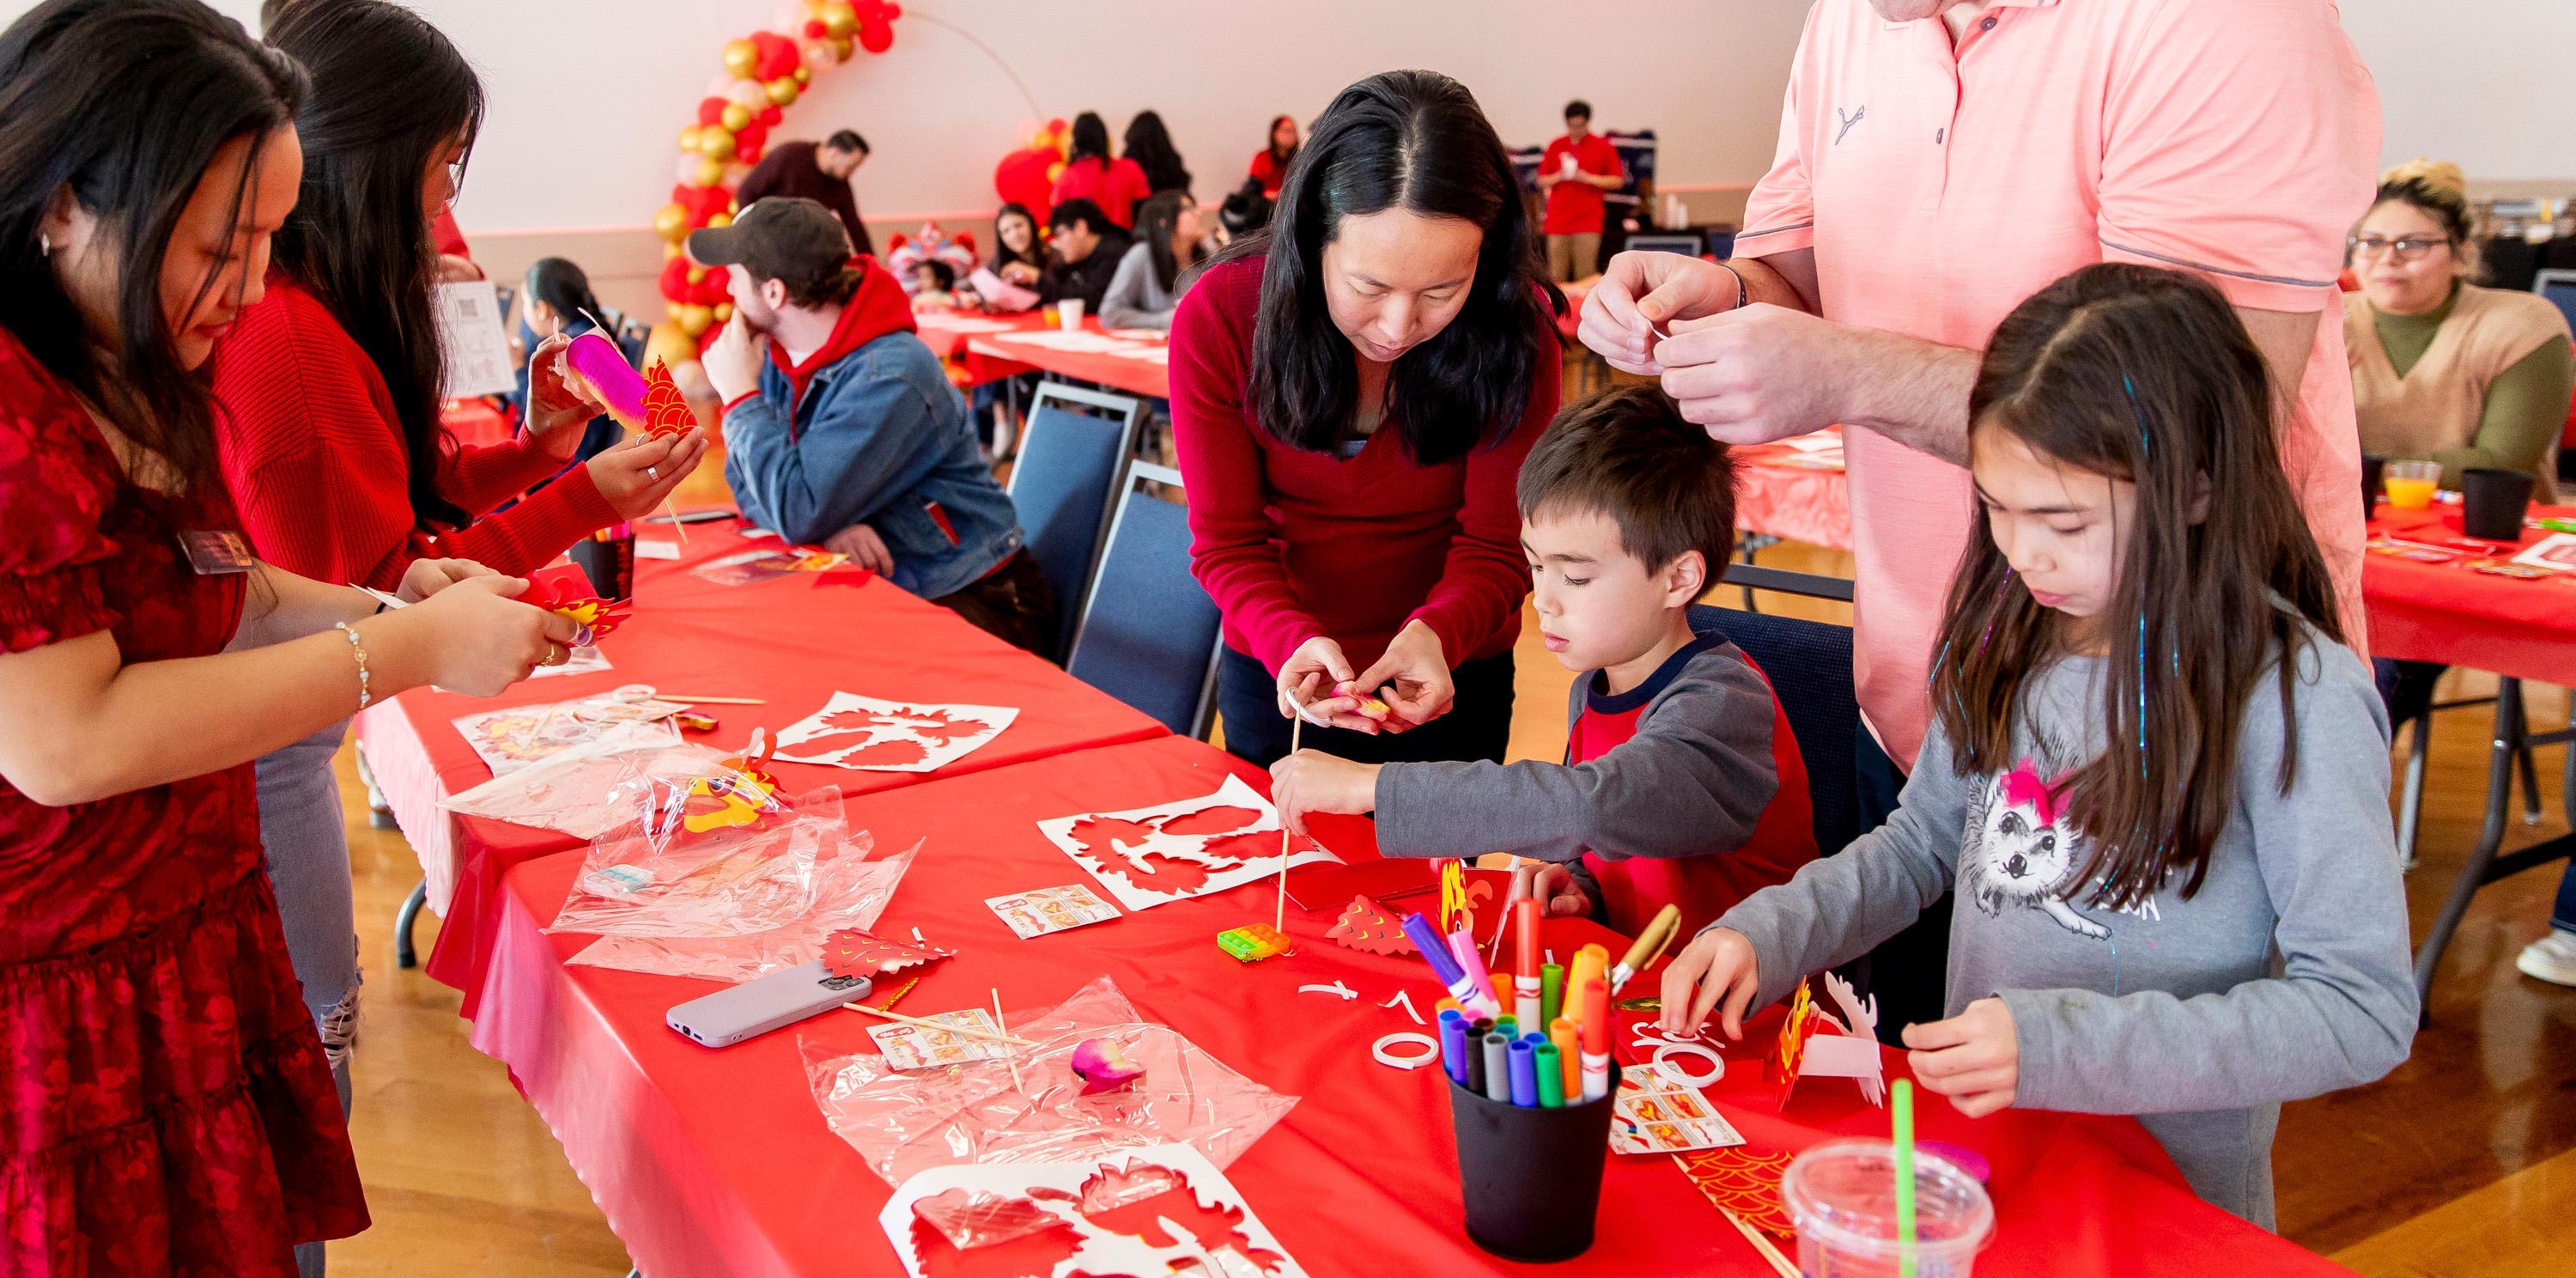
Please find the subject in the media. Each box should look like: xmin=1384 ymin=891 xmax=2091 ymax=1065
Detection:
xmin=1893 ymin=1078 xmax=1918 ymax=1278
xmin=1540 ymin=961 xmax=1565 ymax=1030
xmin=1534 ymin=1042 xmax=1564 ymax=1107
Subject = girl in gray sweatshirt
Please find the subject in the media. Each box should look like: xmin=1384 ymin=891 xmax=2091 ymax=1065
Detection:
xmin=1657 ymin=264 xmax=2416 ymax=1229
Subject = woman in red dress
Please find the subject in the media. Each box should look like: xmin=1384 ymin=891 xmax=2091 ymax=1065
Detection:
xmin=0 ymin=3 xmax=578 ymax=1271
xmin=1048 ymin=111 xmax=1150 ymax=230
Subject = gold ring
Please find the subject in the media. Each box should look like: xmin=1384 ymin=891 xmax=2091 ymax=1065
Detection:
xmin=545 ymin=642 xmax=566 ymax=666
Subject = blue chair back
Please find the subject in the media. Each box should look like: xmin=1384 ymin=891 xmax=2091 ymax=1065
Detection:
xmin=1069 ymin=465 xmax=1221 ymax=736
xmin=1689 ymin=601 xmax=1858 ymax=855
xmin=1009 ymin=405 xmax=1135 ymax=659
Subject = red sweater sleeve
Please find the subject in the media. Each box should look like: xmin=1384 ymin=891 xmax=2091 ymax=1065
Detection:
xmin=1168 ymin=265 xmax=1328 ymax=672
xmin=1406 ymin=319 xmax=1559 ymax=663
xmin=212 ymin=280 xmax=617 ymax=591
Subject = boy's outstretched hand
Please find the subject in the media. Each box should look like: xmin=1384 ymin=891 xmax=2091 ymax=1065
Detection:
xmin=1659 ymin=927 xmax=1761 ymax=1040
xmin=1268 ymin=749 xmax=1380 ymax=837
xmin=1506 ymin=862 xmax=1594 ymax=919
xmin=1901 ymin=998 xmax=2019 ymax=1117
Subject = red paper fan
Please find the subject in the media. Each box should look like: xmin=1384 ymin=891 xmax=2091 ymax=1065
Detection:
xmin=641 ymin=358 xmax=694 ymax=439
xmin=1672 ymin=1146 xmax=1795 ymax=1238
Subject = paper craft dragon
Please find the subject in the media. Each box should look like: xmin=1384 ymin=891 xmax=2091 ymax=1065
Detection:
xmin=677 ymin=732 xmax=785 ymax=834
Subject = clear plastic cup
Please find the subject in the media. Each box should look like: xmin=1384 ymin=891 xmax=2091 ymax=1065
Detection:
xmin=1783 ymin=1138 xmax=1995 ymax=1277
xmin=2383 ymin=459 xmax=2441 ymax=511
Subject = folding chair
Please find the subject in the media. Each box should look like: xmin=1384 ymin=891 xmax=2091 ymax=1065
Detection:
xmin=1066 ymin=463 xmax=1223 ymax=738
xmin=1005 ymin=386 xmax=1142 ymax=659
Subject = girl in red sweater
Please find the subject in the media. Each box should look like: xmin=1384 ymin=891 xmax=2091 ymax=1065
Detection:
xmin=1171 ymin=70 xmax=1563 ymax=769
xmin=0 ymin=3 xmax=579 ymax=1269
xmin=1049 ymin=111 xmax=1150 ymax=230
xmin=207 ymin=2 xmax=703 ymax=1196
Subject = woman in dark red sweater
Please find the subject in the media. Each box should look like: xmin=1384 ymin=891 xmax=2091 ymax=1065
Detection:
xmin=1172 ymin=70 xmax=1562 ymax=769
xmin=207 ymin=1 xmax=703 ymax=1178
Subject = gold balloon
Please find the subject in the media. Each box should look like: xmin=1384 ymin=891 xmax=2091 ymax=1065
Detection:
xmin=664 ymin=242 xmax=684 ymax=260
xmin=793 ymin=65 xmax=811 ymax=85
xmin=720 ymin=103 xmax=751 ymax=133
xmin=686 ymin=265 xmax=707 ymax=284
xmin=765 ymin=77 xmax=800 ymax=106
xmin=677 ymin=125 xmax=702 ymax=152
xmin=697 ymin=128 xmax=736 ymax=161
xmin=829 ymin=36 xmax=854 ymax=61
xmin=721 ymin=39 xmax=759 ymax=79
xmin=677 ymin=304 xmax=714 ymax=337
xmin=644 ymin=321 xmax=697 ymax=373
xmin=706 ymin=212 xmax=734 ymax=229
xmin=713 ymin=302 xmax=734 ymax=323
xmin=665 ymin=301 xmax=685 ymax=321
xmin=653 ymin=203 xmax=688 ymax=242
xmin=821 ymin=2 xmax=858 ymax=37
xmin=692 ymin=157 xmax=726 ymax=187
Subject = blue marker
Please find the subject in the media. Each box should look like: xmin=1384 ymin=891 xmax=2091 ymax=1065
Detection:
xmin=1481 ymin=1032 xmax=1512 ymax=1103
xmin=1508 ymin=1038 xmax=1540 ymax=1107
xmin=1437 ymin=1010 xmax=1470 ymax=1086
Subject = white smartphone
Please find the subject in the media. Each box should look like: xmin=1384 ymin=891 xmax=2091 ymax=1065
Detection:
xmin=666 ymin=960 xmax=872 ymax=1049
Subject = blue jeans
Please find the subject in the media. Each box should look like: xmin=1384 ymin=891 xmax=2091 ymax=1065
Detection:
xmin=255 ymin=724 xmax=360 ymax=1278
xmin=2555 ymin=861 xmax=2576 ymax=934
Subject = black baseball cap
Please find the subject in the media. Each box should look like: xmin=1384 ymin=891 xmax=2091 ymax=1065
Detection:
xmin=686 ymin=197 xmax=851 ymax=282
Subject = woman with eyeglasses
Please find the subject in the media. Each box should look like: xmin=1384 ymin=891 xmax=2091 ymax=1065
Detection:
xmin=2345 ymin=159 xmax=2572 ymax=496
xmin=206 ymin=0 xmax=707 ymax=1182
xmin=2345 ymin=160 xmax=2576 ymax=993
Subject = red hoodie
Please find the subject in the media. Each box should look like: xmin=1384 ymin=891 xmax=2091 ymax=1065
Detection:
xmin=725 ymin=255 xmax=917 ymax=431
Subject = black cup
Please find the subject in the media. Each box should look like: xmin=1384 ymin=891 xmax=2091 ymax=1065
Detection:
xmin=1446 ymin=1061 xmax=1619 ymax=1262
xmin=2461 ymin=468 xmax=2536 ymax=541
xmin=568 ymin=532 xmax=635 ymax=599
xmin=2360 ymin=455 xmax=2386 ymax=517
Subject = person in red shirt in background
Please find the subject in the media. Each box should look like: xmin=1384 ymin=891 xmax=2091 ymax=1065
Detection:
xmin=1248 ymin=113 xmax=1299 ymax=198
xmin=1172 ymin=70 xmax=1563 ymax=770
xmin=209 ymin=1 xmax=703 ymax=1200
xmin=1538 ymin=99 xmax=1625 ymax=283
xmin=1050 ymin=111 xmax=1150 ymax=229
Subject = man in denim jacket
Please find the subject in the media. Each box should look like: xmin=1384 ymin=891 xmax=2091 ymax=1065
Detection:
xmin=694 ymin=198 xmax=1054 ymax=653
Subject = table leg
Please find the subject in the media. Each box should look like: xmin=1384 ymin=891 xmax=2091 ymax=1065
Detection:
xmin=2412 ymin=678 xmax=2576 ymax=1021
xmin=395 ymin=878 xmax=428 ymax=970
xmin=2397 ymin=713 xmax=2433 ymax=871
xmin=2516 ymin=692 xmax=2543 ymax=825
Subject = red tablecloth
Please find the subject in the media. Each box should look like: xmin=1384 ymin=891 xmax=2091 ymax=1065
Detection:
xmin=966 ymin=320 xmax=1170 ymax=401
xmin=440 ymin=398 xmax=516 ymax=449
xmin=2364 ymin=503 xmax=2576 ymax=685
xmin=1735 ymin=429 xmax=1853 ymax=551
xmin=469 ymin=732 xmax=2348 ymax=1278
xmin=354 ymin=518 xmax=1165 ymax=1013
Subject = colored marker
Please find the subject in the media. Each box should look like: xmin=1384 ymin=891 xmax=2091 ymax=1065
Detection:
xmin=1433 ymin=996 xmax=1462 ymax=1018
xmin=1480 ymin=1032 xmax=1512 ymax=1103
xmin=1610 ymin=904 xmax=1682 ymax=994
xmin=1549 ymin=1016 xmax=1581 ymax=1100
xmin=1464 ymin=1025 xmax=1487 ymax=1094
xmin=1565 ymin=945 xmax=1608 ymax=1032
xmin=1495 ymin=1015 xmax=1518 ymax=1042
xmin=1534 ymin=1042 xmax=1565 ymax=1107
xmin=1508 ymin=1038 xmax=1539 ymax=1107
xmin=1540 ymin=961 xmax=1564 ymax=1031
xmin=1402 ymin=913 xmax=1499 ymax=1019
xmin=1512 ymin=899 xmax=1544 ymax=1028
xmin=1437 ymin=1010 xmax=1469 ymax=1086
xmin=1578 ymin=977 xmax=1612 ymax=1103
xmin=1449 ymin=928 xmax=1502 ymax=1018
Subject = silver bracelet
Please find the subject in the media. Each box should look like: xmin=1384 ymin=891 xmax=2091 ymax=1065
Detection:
xmin=1715 ymin=259 xmax=1749 ymax=312
xmin=334 ymin=621 xmax=372 ymax=710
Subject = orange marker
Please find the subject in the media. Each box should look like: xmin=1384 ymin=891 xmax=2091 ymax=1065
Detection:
xmin=1550 ymin=1016 xmax=1581 ymax=1100
xmin=1564 ymin=944 xmax=1608 ymax=1034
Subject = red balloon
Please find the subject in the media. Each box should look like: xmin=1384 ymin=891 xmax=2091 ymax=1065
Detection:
xmin=696 ymin=265 xmax=732 ymax=307
xmin=696 ymin=96 xmax=727 ymax=127
xmin=736 ymin=145 xmax=763 ymax=167
xmin=993 ymin=148 xmax=1055 ymax=212
xmin=858 ymin=21 xmax=892 ymax=52
xmin=752 ymin=31 xmax=801 ymax=81
xmin=757 ymin=105 xmax=782 ymax=127
xmin=802 ymin=19 xmax=826 ymax=38
xmin=737 ymin=122 xmax=769 ymax=152
xmin=659 ymin=255 xmax=694 ymax=300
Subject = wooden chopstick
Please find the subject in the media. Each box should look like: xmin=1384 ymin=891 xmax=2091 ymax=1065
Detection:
xmin=841 ymin=1001 xmax=1037 ymax=1047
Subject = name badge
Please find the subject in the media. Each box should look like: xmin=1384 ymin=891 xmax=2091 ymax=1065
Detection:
xmin=177 ymin=530 xmax=256 ymax=575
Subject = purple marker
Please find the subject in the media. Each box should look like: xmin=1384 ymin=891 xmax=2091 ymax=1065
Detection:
xmin=1402 ymin=913 xmax=1499 ymax=1019
xmin=1508 ymin=1038 xmax=1540 ymax=1107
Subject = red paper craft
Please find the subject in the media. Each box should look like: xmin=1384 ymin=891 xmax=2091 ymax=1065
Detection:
xmin=907 ymin=1191 xmax=1084 ymax=1278
xmin=641 ymin=358 xmax=694 ymax=439
xmin=677 ymin=733 xmax=785 ymax=834
xmin=1672 ymin=1146 xmax=1795 ymax=1238
xmin=1770 ymin=977 xmax=1821 ymax=1110
xmin=522 ymin=567 xmax=631 ymax=644
xmin=1034 ymin=1161 xmax=1291 ymax=1272
xmin=1325 ymin=894 xmax=1416 ymax=956
xmin=822 ymin=928 xmax=954 ymax=980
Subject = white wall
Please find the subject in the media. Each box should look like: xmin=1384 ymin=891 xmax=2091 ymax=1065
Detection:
xmin=3 ymin=0 xmax=2566 ymax=234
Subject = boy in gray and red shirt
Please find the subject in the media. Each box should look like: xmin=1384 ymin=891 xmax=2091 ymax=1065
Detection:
xmin=1271 ymin=386 xmax=1816 ymax=938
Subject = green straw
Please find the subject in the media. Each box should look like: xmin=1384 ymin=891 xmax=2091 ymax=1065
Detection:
xmin=1893 ymin=1078 xmax=1918 ymax=1278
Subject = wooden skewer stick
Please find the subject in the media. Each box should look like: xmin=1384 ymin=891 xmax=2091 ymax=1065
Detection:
xmin=991 ymin=988 xmax=1023 ymax=1093
xmin=841 ymin=1001 xmax=1036 ymax=1048
xmin=1273 ymin=715 xmax=1302 ymax=933
xmin=1718 ymin=1205 xmax=1798 ymax=1278
xmin=655 ymin=695 xmax=768 ymax=705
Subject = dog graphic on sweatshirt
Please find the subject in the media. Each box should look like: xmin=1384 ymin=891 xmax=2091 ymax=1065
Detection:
xmin=1960 ymin=758 xmax=2108 ymax=940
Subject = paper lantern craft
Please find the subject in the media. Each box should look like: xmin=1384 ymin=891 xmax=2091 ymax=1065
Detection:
xmin=566 ymin=332 xmax=649 ymax=427
xmin=641 ymin=358 xmax=695 ymax=438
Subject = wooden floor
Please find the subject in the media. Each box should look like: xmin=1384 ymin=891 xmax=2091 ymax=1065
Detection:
xmin=321 ymin=494 xmax=2576 ymax=1272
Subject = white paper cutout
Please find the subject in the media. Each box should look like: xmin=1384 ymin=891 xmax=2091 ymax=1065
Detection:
xmin=1034 ymin=775 xmax=1342 ymax=914
xmin=1296 ymin=982 xmax=1356 ymax=1001
xmin=1382 ymin=990 xmax=1424 ymax=1025
xmin=1796 ymin=972 xmax=1888 ymax=1108
xmin=878 ymin=1144 xmax=1308 ymax=1278
xmin=774 ymin=691 xmax=1018 ymax=773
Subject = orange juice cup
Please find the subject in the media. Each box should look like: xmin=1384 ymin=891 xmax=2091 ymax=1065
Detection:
xmin=2383 ymin=460 xmax=2441 ymax=511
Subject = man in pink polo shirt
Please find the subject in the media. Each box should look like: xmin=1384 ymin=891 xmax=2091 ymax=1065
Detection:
xmin=1579 ymin=0 xmax=2379 ymax=1024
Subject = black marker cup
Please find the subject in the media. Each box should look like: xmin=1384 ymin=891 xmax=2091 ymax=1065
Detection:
xmin=2360 ymin=454 xmax=2386 ymax=516
xmin=1445 ymin=1061 xmax=1619 ymax=1262
xmin=2462 ymin=467 xmax=2536 ymax=541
